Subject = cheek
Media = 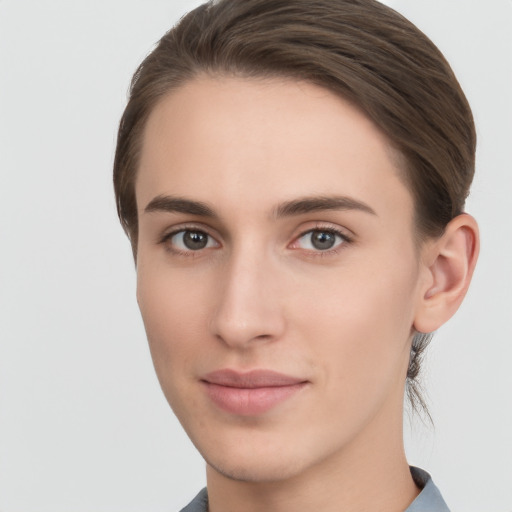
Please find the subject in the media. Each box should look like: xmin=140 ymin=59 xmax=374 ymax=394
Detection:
xmin=290 ymin=254 xmax=419 ymax=406
xmin=136 ymin=263 xmax=212 ymax=388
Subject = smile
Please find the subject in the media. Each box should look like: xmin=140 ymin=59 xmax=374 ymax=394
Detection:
xmin=201 ymin=369 xmax=308 ymax=416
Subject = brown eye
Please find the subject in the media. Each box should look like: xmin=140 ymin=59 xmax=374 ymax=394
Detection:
xmin=169 ymin=230 xmax=218 ymax=251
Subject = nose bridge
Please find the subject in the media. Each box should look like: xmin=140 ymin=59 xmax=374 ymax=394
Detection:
xmin=211 ymin=239 xmax=285 ymax=348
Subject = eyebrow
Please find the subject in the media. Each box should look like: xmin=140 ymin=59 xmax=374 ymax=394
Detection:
xmin=273 ymin=195 xmax=376 ymax=218
xmin=144 ymin=195 xmax=217 ymax=217
xmin=143 ymin=194 xmax=376 ymax=218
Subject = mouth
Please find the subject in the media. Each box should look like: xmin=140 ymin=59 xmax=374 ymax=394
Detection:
xmin=200 ymin=369 xmax=308 ymax=416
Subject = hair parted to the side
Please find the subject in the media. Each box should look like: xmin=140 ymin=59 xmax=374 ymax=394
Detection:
xmin=113 ymin=0 xmax=476 ymax=416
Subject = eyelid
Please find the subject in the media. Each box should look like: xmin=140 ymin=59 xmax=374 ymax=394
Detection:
xmin=158 ymin=221 xmax=219 ymax=240
xmin=158 ymin=223 xmax=222 ymax=254
xmin=288 ymin=222 xmax=354 ymax=253
xmin=156 ymin=221 xmax=353 ymax=256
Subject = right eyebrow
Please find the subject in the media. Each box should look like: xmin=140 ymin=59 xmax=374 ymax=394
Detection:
xmin=143 ymin=195 xmax=217 ymax=218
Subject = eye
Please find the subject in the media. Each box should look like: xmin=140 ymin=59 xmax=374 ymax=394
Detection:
xmin=295 ymin=229 xmax=347 ymax=251
xmin=167 ymin=229 xmax=219 ymax=252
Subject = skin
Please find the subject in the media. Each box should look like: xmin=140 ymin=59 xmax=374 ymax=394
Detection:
xmin=134 ymin=77 xmax=478 ymax=512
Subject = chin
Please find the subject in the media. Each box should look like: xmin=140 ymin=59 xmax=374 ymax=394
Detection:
xmin=195 ymin=425 xmax=326 ymax=484
xmin=205 ymin=452 xmax=307 ymax=483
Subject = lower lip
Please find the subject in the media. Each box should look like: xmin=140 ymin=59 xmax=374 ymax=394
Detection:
xmin=202 ymin=382 xmax=307 ymax=416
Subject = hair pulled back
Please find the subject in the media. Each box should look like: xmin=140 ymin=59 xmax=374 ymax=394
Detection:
xmin=113 ymin=0 xmax=476 ymax=415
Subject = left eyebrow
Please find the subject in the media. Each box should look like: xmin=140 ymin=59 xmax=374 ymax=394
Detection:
xmin=274 ymin=195 xmax=377 ymax=218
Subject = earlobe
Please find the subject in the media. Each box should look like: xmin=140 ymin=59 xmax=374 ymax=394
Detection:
xmin=414 ymin=214 xmax=479 ymax=334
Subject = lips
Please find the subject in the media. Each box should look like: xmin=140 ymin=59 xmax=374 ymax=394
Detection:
xmin=201 ymin=369 xmax=308 ymax=416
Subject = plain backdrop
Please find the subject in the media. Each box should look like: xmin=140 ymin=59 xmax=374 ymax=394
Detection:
xmin=0 ymin=1 xmax=511 ymax=511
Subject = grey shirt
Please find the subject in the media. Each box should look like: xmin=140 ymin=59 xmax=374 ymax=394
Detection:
xmin=180 ymin=467 xmax=449 ymax=512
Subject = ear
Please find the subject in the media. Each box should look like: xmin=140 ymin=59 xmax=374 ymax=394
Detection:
xmin=414 ymin=214 xmax=479 ymax=334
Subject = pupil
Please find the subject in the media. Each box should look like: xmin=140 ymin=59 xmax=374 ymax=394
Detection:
xmin=311 ymin=231 xmax=335 ymax=250
xmin=184 ymin=231 xmax=208 ymax=250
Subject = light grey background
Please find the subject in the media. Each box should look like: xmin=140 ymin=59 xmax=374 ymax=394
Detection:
xmin=0 ymin=1 xmax=510 ymax=511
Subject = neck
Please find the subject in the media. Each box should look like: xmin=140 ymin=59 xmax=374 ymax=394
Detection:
xmin=206 ymin=400 xmax=420 ymax=512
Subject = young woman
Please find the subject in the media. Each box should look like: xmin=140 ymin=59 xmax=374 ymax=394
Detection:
xmin=113 ymin=1 xmax=479 ymax=510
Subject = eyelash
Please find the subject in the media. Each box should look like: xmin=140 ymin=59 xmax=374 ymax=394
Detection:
xmin=159 ymin=224 xmax=218 ymax=257
xmin=292 ymin=226 xmax=352 ymax=257
xmin=158 ymin=224 xmax=353 ymax=257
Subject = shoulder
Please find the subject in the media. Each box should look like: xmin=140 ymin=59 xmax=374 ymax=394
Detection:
xmin=406 ymin=467 xmax=451 ymax=512
xmin=179 ymin=488 xmax=208 ymax=512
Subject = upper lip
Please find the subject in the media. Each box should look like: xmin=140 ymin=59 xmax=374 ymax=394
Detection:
xmin=201 ymin=369 xmax=307 ymax=388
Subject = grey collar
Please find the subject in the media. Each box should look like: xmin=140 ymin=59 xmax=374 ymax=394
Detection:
xmin=180 ymin=467 xmax=450 ymax=512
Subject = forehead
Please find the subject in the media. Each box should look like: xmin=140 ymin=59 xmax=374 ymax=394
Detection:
xmin=136 ymin=76 xmax=413 ymax=223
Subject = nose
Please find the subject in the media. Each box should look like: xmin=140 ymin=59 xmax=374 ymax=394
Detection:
xmin=210 ymin=247 xmax=286 ymax=349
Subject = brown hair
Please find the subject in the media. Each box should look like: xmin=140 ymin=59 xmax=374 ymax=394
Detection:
xmin=113 ymin=0 xmax=476 ymax=415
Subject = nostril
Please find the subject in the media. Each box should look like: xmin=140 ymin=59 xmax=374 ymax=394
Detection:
xmin=213 ymin=330 xmax=276 ymax=348
xmin=254 ymin=334 xmax=272 ymax=341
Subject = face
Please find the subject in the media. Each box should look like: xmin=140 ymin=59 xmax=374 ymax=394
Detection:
xmin=135 ymin=77 xmax=426 ymax=483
